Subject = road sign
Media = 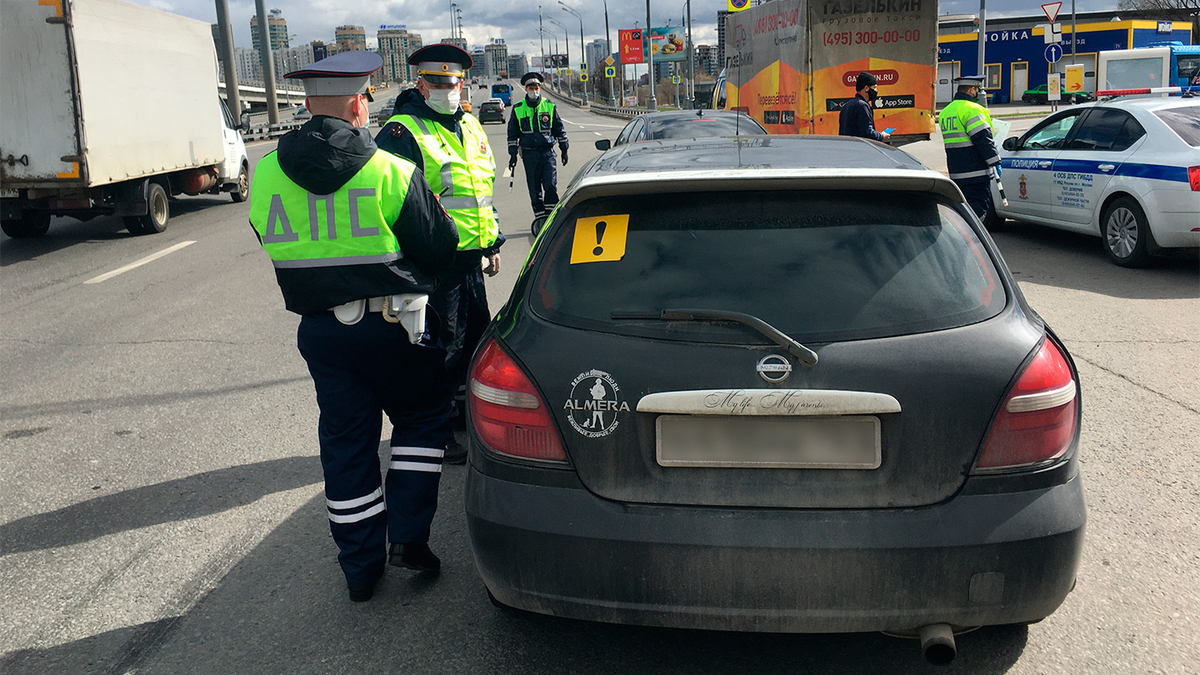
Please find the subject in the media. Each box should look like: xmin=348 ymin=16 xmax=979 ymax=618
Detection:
xmin=605 ymin=55 xmax=614 ymax=66
xmin=605 ymin=66 xmax=616 ymax=78
xmin=1047 ymin=73 xmax=1062 ymax=101
xmin=1044 ymin=22 xmax=1062 ymax=44
xmin=580 ymin=73 xmax=588 ymax=82
xmin=1045 ymin=44 xmax=1063 ymax=63
xmin=671 ymin=75 xmax=681 ymax=84
xmin=1041 ymin=1 xmax=1062 ymax=22
xmin=580 ymin=63 xmax=587 ymax=71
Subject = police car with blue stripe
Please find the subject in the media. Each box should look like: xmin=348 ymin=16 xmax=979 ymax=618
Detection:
xmin=990 ymin=96 xmax=1199 ymax=267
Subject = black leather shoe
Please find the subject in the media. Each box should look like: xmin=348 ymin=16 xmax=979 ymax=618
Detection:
xmin=389 ymin=542 xmax=441 ymax=573
xmin=444 ymin=438 xmax=467 ymax=465
xmin=347 ymin=569 xmax=383 ymax=602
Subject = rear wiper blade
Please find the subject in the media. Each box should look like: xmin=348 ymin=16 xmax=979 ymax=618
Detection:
xmin=610 ymin=308 xmax=818 ymax=367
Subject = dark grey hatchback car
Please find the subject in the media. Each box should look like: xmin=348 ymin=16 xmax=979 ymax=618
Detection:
xmin=465 ymin=136 xmax=1085 ymax=664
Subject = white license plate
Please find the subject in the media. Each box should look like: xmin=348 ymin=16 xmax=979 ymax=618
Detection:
xmin=0 ymin=189 xmax=17 ymax=199
xmin=656 ymin=415 xmax=881 ymax=469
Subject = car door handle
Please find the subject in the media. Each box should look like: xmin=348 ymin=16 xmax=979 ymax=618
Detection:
xmin=1098 ymin=164 xmax=1116 ymax=172
xmin=1038 ymin=161 xmax=1052 ymax=168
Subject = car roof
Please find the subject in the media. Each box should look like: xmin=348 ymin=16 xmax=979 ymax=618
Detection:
xmin=1095 ymin=95 xmax=1200 ymax=112
xmin=635 ymin=110 xmax=754 ymax=123
xmin=568 ymin=136 xmax=959 ymax=205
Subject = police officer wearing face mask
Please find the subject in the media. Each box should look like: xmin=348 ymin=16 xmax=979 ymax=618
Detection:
xmin=249 ymin=51 xmax=460 ymax=602
xmin=939 ymin=75 xmax=1001 ymax=220
xmin=376 ymin=44 xmax=503 ymax=463
xmin=507 ymin=72 xmax=569 ymax=223
xmin=838 ymin=72 xmax=891 ymax=141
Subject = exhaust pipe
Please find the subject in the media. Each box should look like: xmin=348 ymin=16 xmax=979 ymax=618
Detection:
xmin=918 ymin=623 xmax=956 ymax=666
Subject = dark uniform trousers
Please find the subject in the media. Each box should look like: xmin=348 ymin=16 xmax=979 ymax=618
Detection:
xmin=296 ymin=312 xmax=454 ymax=586
xmin=955 ymin=177 xmax=993 ymax=220
xmin=431 ymin=261 xmax=491 ymax=391
xmin=522 ymin=148 xmax=559 ymax=217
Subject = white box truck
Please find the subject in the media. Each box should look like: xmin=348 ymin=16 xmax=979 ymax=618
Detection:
xmin=0 ymin=0 xmax=249 ymax=238
xmin=713 ymin=0 xmax=937 ymax=143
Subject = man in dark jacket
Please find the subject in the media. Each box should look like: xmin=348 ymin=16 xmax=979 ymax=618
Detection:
xmin=249 ymin=52 xmax=460 ymax=602
xmin=838 ymin=72 xmax=891 ymax=142
xmin=375 ymin=45 xmax=503 ymax=462
xmin=507 ymin=72 xmax=569 ymax=220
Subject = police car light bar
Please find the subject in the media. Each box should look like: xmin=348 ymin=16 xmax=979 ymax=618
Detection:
xmin=1097 ymin=86 xmax=1182 ymax=97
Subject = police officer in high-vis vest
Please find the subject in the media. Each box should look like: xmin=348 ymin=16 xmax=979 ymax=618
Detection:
xmin=249 ymin=52 xmax=460 ymax=603
xmin=507 ymin=72 xmax=569 ymax=221
xmin=376 ymin=44 xmax=502 ymax=461
xmin=939 ymin=75 xmax=1001 ymax=219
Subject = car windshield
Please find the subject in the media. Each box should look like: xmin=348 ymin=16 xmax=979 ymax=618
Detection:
xmin=1153 ymin=105 xmax=1200 ymax=147
xmin=647 ymin=115 xmax=765 ymax=140
xmin=530 ymin=190 xmax=1005 ymax=343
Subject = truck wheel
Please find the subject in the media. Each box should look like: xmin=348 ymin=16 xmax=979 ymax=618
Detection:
xmin=1 ymin=211 xmax=51 ymax=238
xmin=124 ymin=182 xmax=169 ymax=235
xmin=231 ymin=164 xmax=249 ymax=203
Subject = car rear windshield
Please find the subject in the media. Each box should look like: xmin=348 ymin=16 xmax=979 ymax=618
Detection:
xmin=529 ymin=191 xmax=1006 ymax=343
xmin=648 ymin=116 xmax=765 ymax=140
xmin=1153 ymin=106 xmax=1200 ymax=147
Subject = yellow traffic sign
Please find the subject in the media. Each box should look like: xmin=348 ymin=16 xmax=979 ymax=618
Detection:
xmin=605 ymin=66 xmax=616 ymax=78
xmin=671 ymin=75 xmax=681 ymax=84
xmin=605 ymin=55 xmax=614 ymax=66
xmin=580 ymin=73 xmax=588 ymax=81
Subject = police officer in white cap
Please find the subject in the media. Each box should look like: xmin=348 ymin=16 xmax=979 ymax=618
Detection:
xmin=376 ymin=44 xmax=503 ymax=461
xmin=249 ymin=51 xmax=460 ymax=602
xmin=939 ymin=75 xmax=1001 ymax=220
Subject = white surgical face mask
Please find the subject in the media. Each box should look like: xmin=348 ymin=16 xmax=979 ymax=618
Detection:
xmin=427 ymin=88 xmax=460 ymax=114
xmin=526 ymin=88 xmax=541 ymax=100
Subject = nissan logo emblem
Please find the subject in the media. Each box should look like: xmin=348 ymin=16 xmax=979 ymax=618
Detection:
xmin=756 ymin=355 xmax=792 ymax=383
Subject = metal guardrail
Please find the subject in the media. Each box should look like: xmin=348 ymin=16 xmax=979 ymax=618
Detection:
xmin=242 ymin=121 xmax=302 ymax=141
xmin=587 ymin=103 xmax=649 ymax=119
xmin=543 ymin=86 xmax=585 ymax=108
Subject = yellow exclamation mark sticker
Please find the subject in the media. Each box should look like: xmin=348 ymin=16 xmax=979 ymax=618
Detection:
xmin=569 ymin=214 xmax=629 ymax=264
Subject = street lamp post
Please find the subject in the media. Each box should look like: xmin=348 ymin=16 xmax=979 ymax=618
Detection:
xmin=548 ymin=18 xmax=572 ymax=98
xmin=604 ymin=0 xmax=616 ymax=106
xmin=646 ymin=0 xmax=656 ymax=110
xmin=559 ymin=2 xmax=588 ymax=104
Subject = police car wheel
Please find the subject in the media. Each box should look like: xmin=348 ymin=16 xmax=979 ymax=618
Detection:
xmin=124 ymin=182 xmax=169 ymax=236
xmin=1 ymin=211 xmax=51 ymax=238
xmin=231 ymin=164 xmax=249 ymax=203
xmin=1103 ymin=197 xmax=1152 ymax=268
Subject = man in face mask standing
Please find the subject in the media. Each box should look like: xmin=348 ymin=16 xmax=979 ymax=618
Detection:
xmin=376 ymin=44 xmax=502 ymax=463
xmin=938 ymin=75 xmax=1001 ymax=220
xmin=507 ymin=72 xmax=569 ymax=224
xmin=838 ymin=72 xmax=890 ymax=142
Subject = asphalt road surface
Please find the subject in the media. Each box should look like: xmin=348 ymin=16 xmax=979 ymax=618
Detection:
xmin=2 ymin=89 xmax=1198 ymax=675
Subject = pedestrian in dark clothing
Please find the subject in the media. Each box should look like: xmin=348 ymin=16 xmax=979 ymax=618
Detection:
xmin=507 ymin=72 xmax=570 ymax=220
xmin=839 ymin=72 xmax=891 ymax=142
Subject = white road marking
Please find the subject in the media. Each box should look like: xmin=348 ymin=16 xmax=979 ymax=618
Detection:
xmin=84 ymin=241 xmax=196 ymax=285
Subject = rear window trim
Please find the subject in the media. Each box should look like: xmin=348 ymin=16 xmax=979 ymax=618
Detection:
xmin=525 ymin=189 xmax=1013 ymax=346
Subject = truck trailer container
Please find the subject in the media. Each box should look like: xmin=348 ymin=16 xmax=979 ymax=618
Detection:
xmin=714 ymin=0 xmax=937 ymax=144
xmin=0 ymin=0 xmax=249 ymax=238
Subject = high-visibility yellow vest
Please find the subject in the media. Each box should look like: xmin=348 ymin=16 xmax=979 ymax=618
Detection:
xmin=389 ymin=112 xmax=497 ymax=250
xmin=939 ymin=97 xmax=998 ymax=181
xmin=249 ymin=149 xmax=420 ymax=313
xmin=514 ymin=97 xmax=557 ymax=133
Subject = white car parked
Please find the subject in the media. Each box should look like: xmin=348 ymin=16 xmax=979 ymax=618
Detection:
xmin=990 ymin=97 xmax=1200 ymax=267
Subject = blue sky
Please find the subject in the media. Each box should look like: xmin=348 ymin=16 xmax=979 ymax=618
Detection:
xmin=131 ymin=0 xmax=1121 ymax=56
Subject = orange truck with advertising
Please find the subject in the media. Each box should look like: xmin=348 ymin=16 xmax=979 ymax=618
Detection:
xmin=714 ymin=0 xmax=936 ymax=143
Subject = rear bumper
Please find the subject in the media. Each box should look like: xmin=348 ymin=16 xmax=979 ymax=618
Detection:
xmin=466 ymin=468 xmax=1085 ymax=633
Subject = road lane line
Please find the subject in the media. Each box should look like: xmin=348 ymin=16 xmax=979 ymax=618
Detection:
xmin=84 ymin=241 xmax=196 ymax=285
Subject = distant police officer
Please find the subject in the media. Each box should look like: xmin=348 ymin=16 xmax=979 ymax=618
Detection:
xmin=375 ymin=45 xmax=502 ymax=459
xmin=249 ymin=52 xmax=460 ymax=602
xmin=939 ymin=75 xmax=1001 ymax=219
xmin=838 ymin=72 xmax=891 ymax=141
xmin=507 ymin=72 xmax=569 ymax=221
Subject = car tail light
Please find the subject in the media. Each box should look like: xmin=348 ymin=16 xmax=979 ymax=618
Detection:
xmin=468 ymin=340 xmax=568 ymax=462
xmin=1188 ymin=166 xmax=1200 ymax=192
xmin=974 ymin=338 xmax=1078 ymax=472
